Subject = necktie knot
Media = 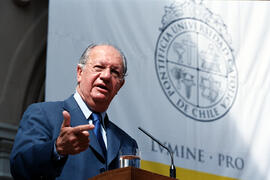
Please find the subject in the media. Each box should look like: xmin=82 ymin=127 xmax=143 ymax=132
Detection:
xmin=91 ymin=112 xmax=101 ymax=123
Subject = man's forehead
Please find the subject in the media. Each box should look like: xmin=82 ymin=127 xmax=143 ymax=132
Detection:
xmin=89 ymin=45 xmax=123 ymax=63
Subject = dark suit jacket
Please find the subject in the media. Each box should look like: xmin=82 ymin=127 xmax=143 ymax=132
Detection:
xmin=10 ymin=95 xmax=138 ymax=180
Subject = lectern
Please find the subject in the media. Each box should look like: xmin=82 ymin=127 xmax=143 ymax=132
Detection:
xmin=89 ymin=167 xmax=177 ymax=180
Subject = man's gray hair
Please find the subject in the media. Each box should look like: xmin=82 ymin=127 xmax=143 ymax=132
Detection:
xmin=78 ymin=43 xmax=127 ymax=78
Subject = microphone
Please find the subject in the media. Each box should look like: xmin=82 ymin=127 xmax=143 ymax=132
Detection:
xmin=138 ymin=127 xmax=176 ymax=179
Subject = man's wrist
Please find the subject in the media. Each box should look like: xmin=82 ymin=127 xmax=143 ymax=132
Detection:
xmin=53 ymin=142 xmax=66 ymax=161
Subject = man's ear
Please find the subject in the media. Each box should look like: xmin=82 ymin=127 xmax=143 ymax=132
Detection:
xmin=77 ymin=65 xmax=83 ymax=83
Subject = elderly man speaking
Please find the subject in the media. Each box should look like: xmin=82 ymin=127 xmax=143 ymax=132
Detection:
xmin=10 ymin=44 xmax=138 ymax=180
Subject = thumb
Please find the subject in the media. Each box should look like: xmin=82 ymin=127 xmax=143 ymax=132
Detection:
xmin=62 ymin=110 xmax=71 ymax=128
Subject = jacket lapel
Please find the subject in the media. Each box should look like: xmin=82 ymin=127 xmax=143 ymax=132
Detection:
xmin=106 ymin=119 xmax=121 ymax=166
xmin=63 ymin=96 xmax=105 ymax=160
xmin=89 ymin=130 xmax=105 ymax=160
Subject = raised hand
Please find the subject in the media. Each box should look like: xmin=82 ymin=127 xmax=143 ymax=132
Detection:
xmin=56 ymin=110 xmax=94 ymax=155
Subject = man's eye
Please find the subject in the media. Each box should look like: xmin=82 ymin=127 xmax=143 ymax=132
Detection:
xmin=93 ymin=65 xmax=104 ymax=71
xmin=111 ymin=69 xmax=121 ymax=77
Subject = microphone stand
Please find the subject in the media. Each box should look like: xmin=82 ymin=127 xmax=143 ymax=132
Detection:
xmin=138 ymin=127 xmax=177 ymax=179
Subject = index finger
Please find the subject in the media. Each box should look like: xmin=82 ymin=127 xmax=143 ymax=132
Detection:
xmin=72 ymin=124 xmax=94 ymax=134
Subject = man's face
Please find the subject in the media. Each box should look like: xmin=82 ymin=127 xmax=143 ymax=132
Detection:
xmin=76 ymin=45 xmax=125 ymax=112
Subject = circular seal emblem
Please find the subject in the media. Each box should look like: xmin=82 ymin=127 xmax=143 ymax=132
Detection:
xmin=155 ymin=4 xmax=238 ymax=122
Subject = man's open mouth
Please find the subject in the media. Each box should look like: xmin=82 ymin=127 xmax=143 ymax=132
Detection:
xmin=96 ymin=84 xmax=109 ymax=91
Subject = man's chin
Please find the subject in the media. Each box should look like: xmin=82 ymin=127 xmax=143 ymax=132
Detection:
xmin=92 ymin=94 xmax=109 ymax=102
xmin=90 ymin=95 xmax=112 ymax=112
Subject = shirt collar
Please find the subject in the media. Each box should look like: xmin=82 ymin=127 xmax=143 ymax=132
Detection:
xmin=73 ymin=91 xmax=106 ymax=126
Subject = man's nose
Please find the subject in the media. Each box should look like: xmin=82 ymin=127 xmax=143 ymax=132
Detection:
xmin=99 ymin=68 xmax=111 ymax=79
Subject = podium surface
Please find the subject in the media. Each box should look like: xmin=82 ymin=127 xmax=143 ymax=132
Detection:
xmin=89 ymin=167 xmax=177 ymax=180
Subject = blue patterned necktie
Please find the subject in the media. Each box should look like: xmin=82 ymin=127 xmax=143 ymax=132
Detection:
xmin=91 ymin=112 xmax=107 ymax=158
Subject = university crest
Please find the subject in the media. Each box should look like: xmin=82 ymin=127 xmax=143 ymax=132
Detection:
xmin=155 ymin=0 xmax=238 ymax=122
